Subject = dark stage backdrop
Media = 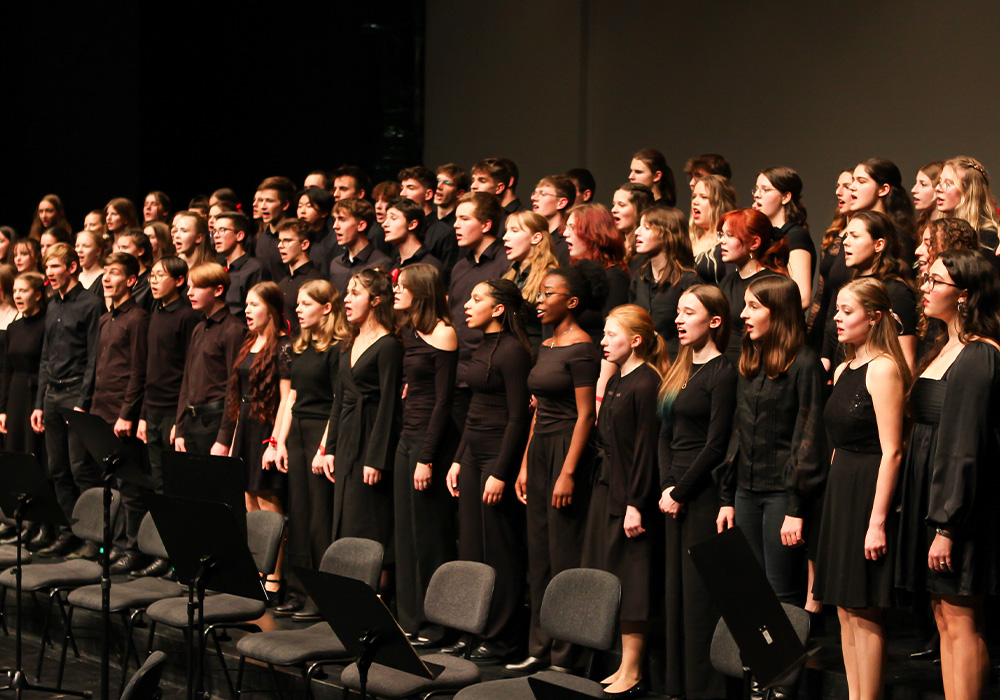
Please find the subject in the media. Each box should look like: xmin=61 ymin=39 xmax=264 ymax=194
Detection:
xmin=1 ymin=2 xmax=425 ymax=233
xmin=424 ymin=1 xmax=1000 ymax=241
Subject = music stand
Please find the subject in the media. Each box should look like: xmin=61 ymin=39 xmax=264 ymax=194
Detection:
xmin=296 ymin=566 xmax=443 ymax=700
xmin=162 ymin=452 xmax=247 ymax=535
xmin=0 ymin=452 xmax=90 ymax=699
xmin=146 ymin=494 xmax=265 ymax=700
xmin=65 ymin=411 xmax=151 ymax=700
xmin=689 ymin=527 xmax=813 ymax=691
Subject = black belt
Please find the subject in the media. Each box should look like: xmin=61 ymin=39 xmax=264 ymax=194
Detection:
xmin=184 ymin=399 xmax=226 ymax=417
xmin=48 ymin=377 xmax=82 ymax=390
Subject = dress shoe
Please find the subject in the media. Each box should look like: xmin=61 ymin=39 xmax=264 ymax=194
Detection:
xmin=292 ymin=602 xmax=323 ymax=622
xmin=65 ymin=540 xmax=100 ymax=561
xmin=604 ymin=678 xmax=648 ymax=698
xmin=502 ymin=656 xmax=549 ymax=677
xmin=548 ymin=665 xmax=575 ymax=674
xmin=36 ymin=533 xmax=81 ymax=558
xmin=273 ymin=596 xmax=305 ymax=617
xmin=108 ymin=546 xmax=125 ymax=564
xmin=469 ymin=642 xmax=505 ymax=664
xmin=440 ymin=639 xmax=468 ymax=656
xmin=407 ymin=635 xmax=436 ymax=649
xmin=110 ymin=552 xmax=148 ymax=574
xmin=26 ymin=525 xmax=56 ymax=552
xmin=128 ymin=557 xmax=172 ymax=579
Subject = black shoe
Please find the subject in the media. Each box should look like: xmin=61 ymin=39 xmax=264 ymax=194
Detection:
xmin=129 ymin=557 xmax=172 ymax=579
xmin=264 ymin=579 xmax=285 ymax=608
xmin=407 ymin=635 xmax=436 ymax=649
xmin=65 ymin=540 xmax=100 ymax=561
xmin=110 ymin=552 xmax=148 ymax=574
xmin=108 ymin=546 xmax=125 ymax=564
xmin=273 ymin=596 xmax=305 ymax=617
xmin=292 ymin=602 xmax=322 ymax=622
xmin=26 ymin=524 xmax=56 ymax=552
xmin=440 ymin=639 xmax=468 ymax=656
xmin=469 ymin=642 xmax=505 ymax=664
xmin=36 ymin=533 xmax=80 ymax=558
xmin=548 ymin=665 xmax=575 ymax=674
xmin=604 ymin=678 xmax=648 ymax=699
xmin=502 ymin=656 xmax=549 ymax=677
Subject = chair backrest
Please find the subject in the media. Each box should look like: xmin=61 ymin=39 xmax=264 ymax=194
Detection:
xmin=246 ymin=510 xmax=284 ymax=575
xmin=318 ymin=537 xmax=384 ymax=590
xmin=119 ymin=649 xmax=167 ymax=700
xmin=710 ymin=602 xmax=811 ymax=682
xmin=72 ymin=487 xmax=121 ymax=543
xmin=540 ymin=568 xmax=620 ymax=651
xmin=423 ymin=561 xmax=495 ymax=635
xmin=136 ymin=512 xmax=168 ymax=559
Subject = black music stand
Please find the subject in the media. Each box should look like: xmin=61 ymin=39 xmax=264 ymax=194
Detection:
xmin=297 ymin=567 xmax=443 ymax=700
xmin=0 ymin=452 xmax=90 ymax=699
xmin=162 ymin=452 xmax=247 ymax=535
xmin=65 ymin=411 xmax=151 ymax=700
xmin=146 ymin=494 xmax=265 ymax=700
xmin=689 ymin=526 xmax=814 ymax=692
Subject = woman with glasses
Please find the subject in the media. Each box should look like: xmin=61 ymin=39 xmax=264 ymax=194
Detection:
xmin=897 ymin=249 xmax=1000 ymax=700
xmin=689 ymin=174 xmax=738 ymax=284
xmin=752 ymin=166 xmax=815 ymax=309
xmin=935 ymin=156 xmax=1000 ymax=251
xmin=506 ymin=262 xmax=602 ymax=676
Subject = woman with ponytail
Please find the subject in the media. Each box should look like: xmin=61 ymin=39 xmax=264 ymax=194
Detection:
xmin=718 ymin=208 xmax=788 ymax=364
xmin=446 ymin=278 xmax=532 ymax=661
xmin=659 ymin=285 xmax=737 ymax=700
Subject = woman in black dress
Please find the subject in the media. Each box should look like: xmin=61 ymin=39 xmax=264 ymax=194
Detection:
xmin=391 ymin=263 xmax=458 ymax=641
xmin=587 ymin=304 xmax=668 ymax=697
xmin=689 ymin=174 xmax=737 ymax=285
xmin=502 ymin=211 xmax=560 ymax=354
xmin=507 ymin=263 xmax=601 ymax=674
xmin=808 ymin=169 xmax=853 ymax=353
xmin=718 ymin=275 xmax=825 ymax=605
xmin=813 ymin=278 xmax=909 ymax=700
xmin=327 ymin=269 xmax=402 ymax=589
xmin=446 ymin=279 xmax=531 ymax=661
xmin=270 ymin=279 xmax=349 ymax=617
xmin=659 ymin=285 xmax=736 ymax=700
xmin=629 ymin=206 xmax=699 ymax=357
xmin=718 ymin=209 xmax=787 ymax=365
xmin=897 ymin=250 xmax=1000 ymax=700
xmin=222 ymin=281 xmax=292 ymax=600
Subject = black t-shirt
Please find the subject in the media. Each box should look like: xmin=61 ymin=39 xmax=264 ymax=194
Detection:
xmin=527 ymin=341 xmax=601 ymax=435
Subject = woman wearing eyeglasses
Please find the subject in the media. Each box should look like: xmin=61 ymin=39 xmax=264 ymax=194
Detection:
xmin=752 ymin=166 xmax=815 ymax=310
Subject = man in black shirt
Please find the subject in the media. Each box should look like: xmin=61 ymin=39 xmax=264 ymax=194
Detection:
xmin=399 ymin=165 xmax=460 ymax=272
xmin=31 ymin=243 xmax=104 ymax=557
xmin=215 ymin=211 xmax=269 ymax=320
xmin=277 ymin=218 xmax=323 ymax=333
xmin=330 ymin=164 xmax=370 ymax=202
xmin=530 ymin=174 xmax=574 ymax=265
xmin=328 ymin=198 xmax=391 ymax=295
xmin=470 ymin=158 xmax=523 ymax=216
xmin=434 ymin=163 xmax=469 ymax=228
xmin=114 ymin=230 xmax=155 ymax=311
xmin=254 ymin=176 xmax=296 ymax=281
xmin=385 ymin=198 xmax=445 ymax=279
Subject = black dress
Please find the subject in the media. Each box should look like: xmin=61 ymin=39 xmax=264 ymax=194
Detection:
xmin=808 ymin=240 xmax=847 ymax=351
xmin=0 ymin=311 xmax=46 ymax=463
xmin=329 ymin=333 xmax=403 ymax=561
xmin=630 ymin=267 xmax=700 ymax=358
xmin=896 ymin=342 xmax=1000 ymax=597
xmin=718 ymin=268 xmax=780 ymax=365
xmin=813 ymin=362 xmax=894 ymax=608
xmin=230 ymin=336 xmax=292 ymax=492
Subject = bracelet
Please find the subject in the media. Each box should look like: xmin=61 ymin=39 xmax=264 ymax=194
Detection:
xmin=595 ymin=395 xmax=603 ymax=403
xmin=317 ymin=446 xmax=326 ymax=456
xmin=262 ymin=437 xmax=277 ymax=448
xmin=935 ymin=527 xmax=952 ymax=539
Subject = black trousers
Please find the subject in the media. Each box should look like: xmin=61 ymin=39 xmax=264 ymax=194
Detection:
xmin=179 ymin=408 xmax=224 ymax=456
xmin=43 ymin=388 xmax=101 ymax=529
xmin=286 ymin=416 xmax=334 ymax=599
xmin=458 ymin=429 xmax=526 ymax=656
xmin=115 ymin=411 xmax=173 ymax=554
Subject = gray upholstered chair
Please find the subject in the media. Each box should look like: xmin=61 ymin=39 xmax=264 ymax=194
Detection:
xmin=0 ymin=543 xmax=29 ymax=636
xmin=234 ymin=537 xmax=385 ymax=700
xmin=57 ymin=512 xmax=184 ymax=692
xmin=119 ymin=649 xmax=167 ymax=700
xmin=452 ymin=568 xmax=621 ymax=700
xmin=0 ymin=487 xmax=121 ymax=682
xmin=339 ymin=560 xmax=496 ymax=700
xmin=144 ymin=509 xmax=285 ymax=699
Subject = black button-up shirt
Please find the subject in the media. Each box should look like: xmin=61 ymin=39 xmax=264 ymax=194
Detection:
xmin=91 ymin=297 xmax=149 ymax=424
xmin=143 ymin=296 xmax=201 ymax=418
xmin=392 ymin=246 xmax=446 ymax=280
xmin=280 ymin=261 xmax=324 ymax=334
xmin=224 ymin=253 xmax=270 ymax=321
xmin=36 ymin=281 xmax=103 ymax=410
xmin=424 ymin=217 xmax=459 ymax=274
xmin=329 ymin=242 xmax=393 ymax=296
xmin=309 ymin=220 xmax=343 ymax=274
xmin=253 ymin=225 xmax=287 ymax=282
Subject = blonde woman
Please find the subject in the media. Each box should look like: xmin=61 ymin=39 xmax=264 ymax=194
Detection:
xmin=935 ymin=156 xmax=999 ymax=251
xmin=689 ymin=174 xmax=737 ymax=284
xmin=503 ymin=210 xmax=559 ymax=352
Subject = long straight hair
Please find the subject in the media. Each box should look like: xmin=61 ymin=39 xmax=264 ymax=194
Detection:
xmin=294 ymin=279 xmax=350 ymax=354
xmin=344 ymin=268 xmax=397 ymax=351
xmin=502 ymin=211 xmax=559 ymax=303
xmin=838 ymin=278 xmax=911 ymax=387
xmin=638 ymin=206 xmax=695 ymax=287
xmin=739 ymin=276 xmax=805 ymax=379
xmin=398 ymin=263 xmax=452 ymax=335
xmin=658 ymin=285 xmax=729 ymax=414
xmin=945 ymin=156 xmax=999 ymax=233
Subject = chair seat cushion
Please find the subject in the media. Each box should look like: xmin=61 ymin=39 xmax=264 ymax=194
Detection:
xmin=0 ymin=545 xmax=30 ymax=568
xmin=236 ymin=623 xmax=348 ymax=665
xmin=0 ymin=560 xmax=101 ymax=591
xmin=453 ymin=669 xmax=605 ymax=700
xmin=146 ymin=593 xmax=265 ymax=626
xmin=68 ymin=577 xmax=184 ymax=612
xmin=341 ymin=653 xmax=481 ymax=698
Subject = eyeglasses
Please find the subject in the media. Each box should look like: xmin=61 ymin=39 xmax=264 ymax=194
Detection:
xmin=751 ymin=186 xmax=774 ymax=197
xmin=716 ymin=230 xmax=734 ymax=242
xmin=276 ymin=238 xmax=299 ymax=247
xmin=535 ymin=291 xmax=569 ymax=302
xmin=214 ymin=227 xmax=235 ymax=236
xmin=148 ymin=273 xmax=172 ymax=282
xmin=920 ymin=273 xmax=962 ymax=291
xmin=532 ymin=190 xmax=557 ymax=199
xmin=937 ymin=179 xmax=957 ymax=192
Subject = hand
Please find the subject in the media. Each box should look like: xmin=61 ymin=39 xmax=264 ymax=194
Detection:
xmin=363 ymin=466 xmax=382 ymax=485
xmin=174 ymin=437 xmax=186 ymax=452
xmin=262 ymin=444 xmax=275 ymax=470
xmin=210 ymin=442 xmax=229 ymax=457
xmin=514 ymin=465 xmax=528 ymax=505
xmin=864 ymin=522 xmax=887 ymax=561
xmin=482 ymin=476 xmax=505 ymax=505
xmin=0 ymin=414 xmax=6 ymax=434
xmin=113 ymin=418 xmax=133 ymax=438
xmin=413 ymin=462 xmax=432 ymax=491
xmin=717 ymin=506 xmax=735 ymax=533
xmin=321 ymin=455 xmax=336 ymax=483
xmin=169 ymin=424 xmax=176 ymax=445
xmin=928 ymin=533 xmax=953 ymax=573
xmin=624 ymin=505 xmax=646 ymax=538
xmin=551 ymin=471 xmax=574 ymax=509
xmin=311 ymin=451 xmax=326 ymax=475
xmin=780 ymin=515 xmax=805 ymax=547
xmin=659 ymin=487 xmax=684 ymax=517
xmin=446 ymin=463 xmax=461 ymax=497
xmin=274 ymin=443 xmax=289 ymax=473
xmin=30 ymin=409 xmax=44 ymax=433
xmin=136 ymin=419 xmax=147 ymax=442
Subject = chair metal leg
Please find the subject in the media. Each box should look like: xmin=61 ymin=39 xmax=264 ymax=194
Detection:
xmin=208 ymin=627 xmax=236 ymax=699
xmin=0 ymin=585 xmax=7 ymax=636
xmin=120 ymin=609 xmax=144 ymax=695
xmin=56 ymin=604 xmax=75 ymax=688
xmin=267 ymin=663 xmax=286 ymax=700
xmin=145 ymin=619 xmax=158 ymax=655
xmin=35 ymin=590 xmax=56 ymax=680
xmin=54 ymin=591 xmax=80 ymax=660
xmin=235 ymin=655 xmax=245 ymax=698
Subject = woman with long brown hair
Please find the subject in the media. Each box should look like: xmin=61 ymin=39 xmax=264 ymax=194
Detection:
xmin=105 ymin=197 xmax=140 ymax=241
xmin=170 ymin=210 xmax=214 ymax=270
xmin=29 ymin=195 xmax=71 ymax=240
xmin=912 ymin=161 xmax=944 ymax=235
xmin=753 ymin=166 xmax=815 ymax=309
xmin=808 ymin=169 xmax=855 ymax=349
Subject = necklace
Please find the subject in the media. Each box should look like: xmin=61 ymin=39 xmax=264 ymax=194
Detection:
xmin=681 ymin=361 xmax=709 ymax=389
xmin=554 ymin=323 xmax=577 ymax=345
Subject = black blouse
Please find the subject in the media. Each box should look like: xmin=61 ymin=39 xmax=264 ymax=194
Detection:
xmin=0 ymin=311 xmax=45 ymax=413
xmin=718 ymin=268 xmax=780 ymax=365
xmin=774 ymin=222 xmax=817 ymax=270
xmin=629 ymin=267 xmax=700 ymax=357
xmin=527 ymin=341 xmax=600 ymax=435
xmin=401 ymin=327 xmax=457 ymax=463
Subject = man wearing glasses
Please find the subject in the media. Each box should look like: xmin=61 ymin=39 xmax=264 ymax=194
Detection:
xmin=276 ymin=218 xmax=323 ymax=333
xmin=214 ymin=211 xmax=270 ymax=322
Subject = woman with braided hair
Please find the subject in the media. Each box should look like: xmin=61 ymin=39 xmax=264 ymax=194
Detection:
xmin=935 ymin=156 xmax=1000 ymax=251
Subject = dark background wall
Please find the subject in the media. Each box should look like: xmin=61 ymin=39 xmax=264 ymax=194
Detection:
xmin=425 ymin=1 xmax=1000 ymax=232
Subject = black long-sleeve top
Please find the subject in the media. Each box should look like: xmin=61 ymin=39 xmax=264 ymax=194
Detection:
xmin=401 ymin=327 xmax=457 ymax=463
xmin=720 ymin=347 xmax=825 ymax=518
xmin=36 ymin=282 xmax=103 ymax=410
xmin=718 ymin=268 xmax=780 ymax=365
xmin=142 ymin=296 xmax=201 ymax=418
xmin=598 ymin=363 xmax=661 ymax=516
xmin=329 ymin=243 xmax=393 ymax=297
xmin=630 ymin=267 xmax=699 ymax=357
xmin=527 ymin=341 xmax=600 ymax=435
xmin=424 ymin=219 xmax=460 ymax=276
xmin=224 ymin=253 xmax=270 ymax=322
xmin=91 ymin=298 xmax=149 ymax=424
xmin=253 ymin=226 xmax=287 ymax=282
xmin=279 ymin=261 xmax=323 ymax=334
xmin=0 ymin=311 xmax=45 ymax=413
xmin=658 ymin=355 xmax=737 ymax=504
xmin=290 ymin=342 xmax=341 ymax=422
xmin=454 ymin=331 xmax=531 ymax=482
xmin=579 ymin=265 xmax=630 ymax=345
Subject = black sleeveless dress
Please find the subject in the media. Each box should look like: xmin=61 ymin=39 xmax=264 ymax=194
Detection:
xmin=813 ymin=362 xmax=894 ymax=608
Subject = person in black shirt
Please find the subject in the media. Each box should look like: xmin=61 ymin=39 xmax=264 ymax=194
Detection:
xmin=846 ymin=158 xmax=918 ymax=269
xmin=215 ymin=211 xmax=270 ymax=321
xmin=297 ymin=186 xmax=339 ymax=273
xmin=329 ymin=198 xmax=392 ymax=295
xmin=446 ymin=279 xmax=531 ymax=662
xmin=385 ymin=198 xmax=445 ymax=280
xmin=330 ymin=164 xmax=370 ymax=202
xmin=629 ymin=148 xmax=677 ymax=207
xmin=114 ymin=230 xmax=156 ymax=312
xmin=529 ymin=175 xmax=573 ymax=266
xmin=501 ymin=211 xmax=561 ymax=354
xmin=566 ymin=167 xmax=596 ymax=206
xmin=807 ymin=169 xmax=853 ymax=352
xmin=276 ymin=219 xmax=323 ymax=334
xmin=658 ymin=285 xmax=736 ymax=699
xmin=690 ymin=175 xmax=738 ymax=285
xmin=434 ymin=163 xmax=468 ymax=227
xmin=391 ymin=264 xmax=459 ymax=641
xmin=254 ymin=176 xmax=296 ymax=282
xmin=470 ymin=157 xmax=522 ymax=216
xmin=31 ymin=243 xmax=104 ymax=557
xmin=399 ymin=166 xmax=460 ymax=271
